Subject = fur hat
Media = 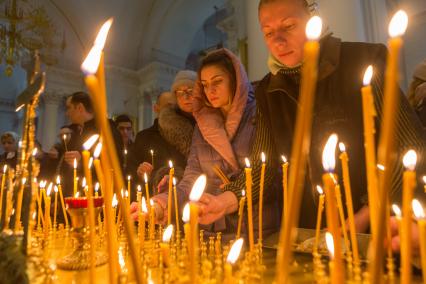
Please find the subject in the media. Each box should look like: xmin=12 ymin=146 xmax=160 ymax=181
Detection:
xmin=171 ymin=70 xmax=197 ymax=94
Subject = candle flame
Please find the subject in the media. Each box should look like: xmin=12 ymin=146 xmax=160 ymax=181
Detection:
xmin=88 ymin=157 xmax=93 ymax=169
xmin=127 ymin=175 xmax=131 ymax=181
xmin=316 ymin=185 xmax=324 ymax=195
xmin=40 ymin=180 xmax=46 ymax=188
xmin=392 ymin=204 xmax=402 ymax=218
xmin=75 ymin=192 xmax=80 ymax=198
xmin=150 ymin=199 xmax=154 ymax=206
xmin=32 ymin=147 xmax=38 ymax=156
xmin=56 ymin=175 xmax=61 ymax=185
xmin=124 ymin=149 xmax=127 ymax=155
xmin=338 ymin=142 xmax=346 ymax=153
xmin=173 ymin=177 xmax=177 ymax=186
xmin=182 ymin=203 xmax=190 ymax=223
xmin=377 ymin=164 xmax=385 ymax=171
xmin=94 ymin=18 xmax=113 ymax=50
xmin=144 ymin=172 xmax=148 ymax=183
xmin=189 ymin=175 xmax=207 ymax=202
xmin=83 ymin=134 xmax=100 ymax=150
xmin=412 ymin=199 xmax=425 ymax=219
xmin=162 ymin=224 xmax=174 ymax=243
xmin=62 ymin=134 xmax=67 ymax=141
xmin=169 ymin=160 xmax=173 ymax=168
xmin=82 ymin=177 xmax=87 ymax=188
xmin=227 ymin=238 xmax=244 ymax=264
xmin=150 ymin=149 xmax=154 ymax=155
xmin=94 ymin=142 xmax=102 ymax=158
xmin=363 ymin=65 xmax=373 ymax=86
xmin=47 ymin=183 xmax=53 ymax=196
xmin=125 ymin=190 xmax=129 ymax=198
xmin=402 ymin=149 xmax=417 ymax=171
xmin=281 ymin=155 xmax=287 ymax=163
xmin=95 ymin=182 xmax=100 ymax=192
xmin=137 ymin=185 xmax=141 ymax=192
xmin=32 ymin=212 xmax=37 ymax=220
xmin=74 ymin=158 xmax=77 ymax=169
xmin=54 ymin=185 xmax=59 ymax=193
xmin=112 ymin=193 xmax=118 ymax=207
xmin=242 ymin=190 xmax=246 ymax=197
xmin=118 ymin=248 xmax=125 ymax=269
xmin=81 ymin=45 xmax=102 ymax=75
xmin=325 ymin=232 xmax=335 ymax=258
xmin=261 ymin=152 xmax=266 ymax=163
xmin=141 ymin=197 xmax=148 ymax=213
xmin=22 ymin=177 xmax=26 ymax=185
xmin=2 ymin=164 xmax=7 ymax=173
xmin=322 ymin=134 xmax=338 ymax=172
xmin=423 ymin=176 xmax=426 ymax=184
xmin=389 ymin=10 xmax=408 ymax=38
xmin=306 ymin=15 xmax=322 ymax=40
xmin=245 ymin=158 xmax=251 ymax=168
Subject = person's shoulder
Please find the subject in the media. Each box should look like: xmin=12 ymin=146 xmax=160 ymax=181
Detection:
xmin=341 ymin=41 xmax=387 ymax=59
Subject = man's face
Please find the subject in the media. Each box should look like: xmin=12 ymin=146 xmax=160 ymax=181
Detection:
xmin=259 ymin=1 xmax=310 ymax=67
xmin=65 ymin=98 xmax=80 ymax=124
xmin=117 ymin=121 xmax=133 ymax=144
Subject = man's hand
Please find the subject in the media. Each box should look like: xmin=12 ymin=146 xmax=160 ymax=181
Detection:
xmin=197 ymin=191 xmax=238 ymax=225
xmin=137 ymin=162 xmax=153 ymax=178
xmin=157 ymin=175 xmax=169 ymax=193
xmin=389 ymin=216 xmax=420 ymax=255
xmin=64 ymin=151 xmax=81 ymax=167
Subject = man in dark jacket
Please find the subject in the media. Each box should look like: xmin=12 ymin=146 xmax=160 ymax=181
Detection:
xmin=198 ymin=0 xmax=426 ymax=232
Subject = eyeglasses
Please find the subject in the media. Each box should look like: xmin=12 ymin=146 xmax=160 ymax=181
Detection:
xmin=175 ymin=88 xmax=193 ymax=98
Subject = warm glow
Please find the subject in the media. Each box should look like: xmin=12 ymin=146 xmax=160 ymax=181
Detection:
xmin=74 ymin=158 xmax=77 ymax=169
xmin=40 ymin=180 xmax=46 ymax=188
xmin=377 ymin=164 xmax=385 ymax=171
xmin=316 ymin=185 xmax=324 ymax=195
xmin=281 ymin=155 xmax=287 ymax=163
xmin=162 ymin=224 xmax=174 ymax=243
xmin=150 ymin=149 xmax=154 ymax=155
xmin=88 ymin=157 xmax=93 ymax=169
xmin=363 ymin=65 xmax=373 ymax=86
xmin=226 ymin=238 xmax=244 ymax=264
xmin=82 ymin=177 xmax=87 ymax=188
xmin=94 ymin=18 xmax=113 ymax=50
xmin=242 ymin=190 xmax=246 ymax=197
xmin=150 ymin=199 xmax=154 ymax=206
xmin=322 ymin=134 xmax=338 ymax=172
xmin=81 ymin=45 xmax=102 ymax=75
xmin=189 ymin=175 xmax=207 ymax=202
xmin=338 ymin=142 xmax=346 ymax=153
xmin=403 ymin=149 xmax=417 ymax=171
xmin=306 ymin=16 xmax=323 ymax=40
xmin=56 ymin=175 xmax=61 ymax=185
xmin=32 ymin=148 xmax=38 ymax=156
xmin=261 ymin=152 xmax=266 ymax=163
xmin=118 ymin=248 xmax=125 ymax=270
xmin=32 ymin=212 xmax=37 ymax=220
xmin=62 ymin=134 xmax=67 ymax=141
xmin=112 ymin=193 xmax=118 ymax=207
xmin=388 ymin=10 xmax=408 ymax=38
xmin=83 ymin=134 xmax=100 ymax=150
xmin=95 ymin=182 xmax=100 ymax=192
xmin=54 ymin=185 xmax=59 ymax=193
xmin=423 ymin=176 xmax=426 ymax=184
xmin=169 ymin=160 xmax=174 ymax=168
xmin=94 ymin=142 xmax=102 ymax=158
xmin=22 ymin=178 xmax=27 ymax=185
xmin=182 ymin=203 xmax=190 ymax=223
xmin=137 ymin=185 xmax=141 ymax=192
xmin=141 ymin=197 xmax=148 ymax=213
xmin=47 ymin=183 xmax=53 ymax=196
xmin=144 ymin=173 xmax=148 ymax=184
xmin=173 ymin=177 xmax=177 ymax=186
xmin=412 ymin=199 xmax=425 ymax=219
xmin=245 ymin=158 xmax=251 ymax=168
xmin=124 ymin=149 xmax=127 ymax=155
xmin=127 ymin=175 xmax=131 ymax=181
xmin=125 ymin=190 xmax=129 ymax=198
xmin=325 ymin=232 xmax=335 ymax=258
xmin=75 ymin=192 xmax=80 ymax=198
xmin=2 ymin=165 xmax=7 ymax=173
xmin=392 ymin=204 xmax=402 ymax=218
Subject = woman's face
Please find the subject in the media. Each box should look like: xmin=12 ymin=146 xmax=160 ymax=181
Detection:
xmin=175 ymin=85 xmax=194 ymax=114
xmin=200 ymin=65 xmax=233 ymax=109
xmin=259 ymin=1 xmax=310 ymax=67
xmin=1 ymin=137 xmax=16 ymax=153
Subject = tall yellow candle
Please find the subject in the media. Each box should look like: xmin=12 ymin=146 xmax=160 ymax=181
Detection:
xmin=360 ymin=65 xmax=379 ymax=233
xmin=56 ymin=176 xmax=69 ymax=228
xmin=53 ymin=185 xmax=58 ymax=230
xmin=224 ymin=238 xmax=244 ymax=284
xmin=371 ymin=10 xmax=409 ymax=282
xmin=334 ymin=184 xmax=351 ymax=263
xmin=44 ymin=184 xmax=52 ymax=235
xmin=139 ymin=197 xmax=148 ymax=252
xmin=168 ymin=161 xmax=174 ymax=225
xmin=258 ymin=152 xmax=266 ymax=245
xmin=423 ymin=176 xmax=426 ymax=193
xmin=127 ymin=175 xmax=131 ymax=200
xmin=236 ymin=190 xmax=246 ymax=239
xmin=325 ymin=232 xmax=339 ymax=284
xmin=73 ymin=158 xmax=77 ymax=197
xmin=188 ymin=175 xmax=207 ymax=283
xmin=276 ymin=16 xmax=323 ymax=283
xmin=150 ymin=149 xmax=154 ymax=169
xmin=401 ymin=150 xmax=417 ymax=284
xmin=245 ymin=158 xmax=254 ymax=251
xmin=173 ymin=177 xmax=180 ymax=238
xmin=281 ymin=155 xmax=288 ymax=221
xmin=14 ymin=177 xmax=26 ymax=231
xmin=161 ymin=224 xmax=173 ymax=266
xmin=322 ymin=134 xmax=344 ymax=283
xmin=412 ymin=199 xmax=426 ymax=284
xmin=182 ymin=203 xmax=190 ymax=248
xmin=338 ymin=143 xmax=360 ymax=273
xmin=0 ymin=165 xmax=7 ymax=221
xmin=313 ymin=186 xmax=325 ymax=255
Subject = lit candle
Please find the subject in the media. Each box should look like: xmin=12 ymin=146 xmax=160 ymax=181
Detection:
xmin=136 ymin=185 xmax=142 ymax=203
xmin=53 ymin=185 xmax=58 ymax=230
xmin=224 ymin=238 xmax=244 ymax=284
xmin=423 ymin=176 xmax=426 ymax=193
xmin=259 ymin=152 xmax=266 ymax=245
xmin=56 ymin=176 xmax=69 ymax=228
xmin=150 ymin=149 xmax=154 ymax=169
xmin=313 ymin=186 xmax=325 ymax=255
xmin=182 ymin=203 xmax=190 ymax=248
xmin=149 ymin=199 xmax=155 ymax=240
xmin=371 ymin=10 xmax=409 ymax=282
xmin=161 ymin=224 xmax=173 ymax=266
xmin=143 ymin=173 xmax=153 ymax=239
xmin=281 ymin=155 xmax=288 ymax=220
xmin=322 ymin=134 xmax=344 ymax=282
xmin=338 ymin=143 xmax=360 ymax=273
xmin=189 ymin=175 xmax=207 ymax=282
xmin=139 ymin=197 xmax=148 ymax=252
xmin=173 ymin=177 xmax=180 ymax=238
xmin=45 ymin=183 xmax=52 ymax=234
xmin=127 ymin=175 xmax=131 ymax=200
xmin=123 ymin=148 xmax=127 ymax=169
xmin=245 ymin=158 xmax=254 ymax=251
xmin=14 ymin=177 xmax=26 ymax=231
xmin=412 ymin=199 xmax=426 ymax=284
xmin=401 ymin=150 xmax=417 ymax=284
xmin=0 ymin=165 xmax=7 ymax=221
xmin=73 ymin=158 xmax=78 ymax=197
xmin=168 ymin=160 xmax=174 ymax=225
xmin=325 ymin=232 xmax=338 ymax=284
xmin=112 ymin=194 xmax=118 ymax=225
xmin=277 ymin=16 xmax=323 ymax=282
xmin=360 ymin=65 xmax=379 ymax=233
xmin=333 ymin=184 xmax=351 ymax=265
xmin=236 ymin=190 xmax=246 ymax=239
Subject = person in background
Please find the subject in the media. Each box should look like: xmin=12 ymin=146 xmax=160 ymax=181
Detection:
xmin=0 ymin=131 xmax=19 ymax=169
xmin=114 ymin=114 xmax=134 ymax=173
xmin=408 ymin=60 xmax=426 ymax=129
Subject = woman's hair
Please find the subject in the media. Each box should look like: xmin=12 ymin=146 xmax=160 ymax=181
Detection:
xmin=198 ymin=49 xmax=237 ymax=105
xmin=1 ymin=132 xmax=18 ymax=144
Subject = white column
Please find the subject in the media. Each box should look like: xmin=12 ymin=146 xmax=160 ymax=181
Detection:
xmin=246 ymin=0 xmax=269 ymax=81
xmin=41 ymin=93 xmax=63 ymax=150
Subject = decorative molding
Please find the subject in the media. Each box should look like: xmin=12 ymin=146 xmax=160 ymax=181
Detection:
xmin=106 ymin=65 xmax=139 ymax=85
xmin=45 ymin=66 xmax=85 ymax=95
xmin=0 ymin=98 xmax=15 ymax=111
xmin=41 ymin=92 xmax=66 ymax=105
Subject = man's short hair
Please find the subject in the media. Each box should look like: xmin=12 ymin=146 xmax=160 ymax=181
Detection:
xmin=67 ymin=92 xmax=94 ymax=114
xmin=115 ymin=114 xmax=132 ymax=126
xmin=258 ymin=0 xmax=310 ymax=12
